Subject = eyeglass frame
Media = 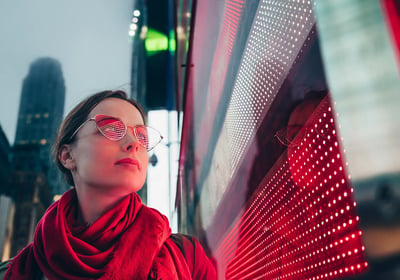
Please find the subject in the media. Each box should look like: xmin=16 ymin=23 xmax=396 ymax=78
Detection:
xmin=274 ymin=124 xmax=311 ymax=147
xmin=69 ymin=114 xmax=163 ymax=151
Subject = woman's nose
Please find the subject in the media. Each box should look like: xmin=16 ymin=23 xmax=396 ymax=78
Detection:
xmin=123 ymin=129 xmax=140 ymax=152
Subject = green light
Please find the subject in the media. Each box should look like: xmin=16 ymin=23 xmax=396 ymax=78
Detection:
xmin=145 ymin=29 xmax=168 ymax=54
xmin=145 ymin=28 xmax=176 ymax=55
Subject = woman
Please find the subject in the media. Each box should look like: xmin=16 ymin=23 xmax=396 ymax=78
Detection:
xmin=2 ymin=90 xmax=216 ymax=279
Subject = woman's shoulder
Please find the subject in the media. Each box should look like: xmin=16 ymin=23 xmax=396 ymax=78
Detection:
xmin=0 ymin=259 xmax=12 ymax=279
xmin=168 ymin=233 xmax=217 ymax=279
xmin=169 ymin=233 xmax=195 ymax=255
xmin=0 ymin=258 xmax=45 ymax=280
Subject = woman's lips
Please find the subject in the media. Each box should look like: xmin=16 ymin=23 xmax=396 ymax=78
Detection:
xmin=115 ymin=158 xmax=140 ymax=169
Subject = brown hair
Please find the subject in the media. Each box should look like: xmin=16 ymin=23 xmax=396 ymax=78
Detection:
xmin=52 ymin=90 xmax=146 ymax=186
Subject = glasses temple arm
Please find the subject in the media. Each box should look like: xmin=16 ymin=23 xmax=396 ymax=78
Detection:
xmin=69 ymin=118 xmax=94 ymax=140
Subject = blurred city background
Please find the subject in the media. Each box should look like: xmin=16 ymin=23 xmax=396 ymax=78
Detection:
xmin=0 ymin=0 xmax=400 ymax=279
xmin=0 ymin=0 xmax=180 ymax=259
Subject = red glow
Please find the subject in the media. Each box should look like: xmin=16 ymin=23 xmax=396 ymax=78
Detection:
xmin=380 ymin=0 xmax=400 ymax=69
xmin=215 ymin=99 xmax=367 ymax=279
xmin=186 ymin=0 xmax=245 ymax=187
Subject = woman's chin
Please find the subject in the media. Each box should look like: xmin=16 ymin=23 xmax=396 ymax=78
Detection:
xmin=118 ymin=183 xmax=143 ymax=195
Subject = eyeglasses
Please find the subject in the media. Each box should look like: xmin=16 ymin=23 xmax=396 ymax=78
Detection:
xmin=275 ymin=123 xmax=328 ymax=147
xmin=70 ymin=114 xmax=163 ymax=151
xmin=274 ymin=125 xmax=309 ymax=147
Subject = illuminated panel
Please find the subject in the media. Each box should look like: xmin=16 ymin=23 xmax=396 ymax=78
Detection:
xmin=223 ymin=0 xmax=244 ymax=55
xmin=215 ymin=98 xmax=368 ymax=279
xmin=224 ymin=0 xmax=315 ymax=175
xmin=381 ymin=0 xmax=400 ymax=63
xmin=193 ymin=0 xmax=245 ymax=174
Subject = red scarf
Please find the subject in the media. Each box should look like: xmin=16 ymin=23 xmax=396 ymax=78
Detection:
xmin=5 ymin=189 xmax=187 ymax=279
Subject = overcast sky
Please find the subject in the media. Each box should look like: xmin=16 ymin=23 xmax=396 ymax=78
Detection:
xmin=0 ymin=0 xmax=134 ymax=144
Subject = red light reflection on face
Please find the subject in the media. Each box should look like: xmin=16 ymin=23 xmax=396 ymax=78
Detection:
xmin=216 ymin=98 xmax=367 ymax=279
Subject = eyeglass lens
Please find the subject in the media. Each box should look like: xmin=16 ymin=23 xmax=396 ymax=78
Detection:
xmin=96 ymin=117 xmax=126 ymax=140
xmin=95 ymin=116 xmax=160 ymax=150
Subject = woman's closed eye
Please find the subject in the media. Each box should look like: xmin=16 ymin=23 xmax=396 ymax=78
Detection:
xmin=103 ymin=124 xmax=119 ymax=133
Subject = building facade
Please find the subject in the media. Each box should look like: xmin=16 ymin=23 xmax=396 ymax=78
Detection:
xmin=14 ymin=57 xmax=67 ymax=195
xmin=0 ymin=124 xmax=11 ymax=195
xmin=0 ymin=124 xmax=13 ymax=260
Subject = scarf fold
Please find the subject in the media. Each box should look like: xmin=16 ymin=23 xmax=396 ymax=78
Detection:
xmin=4 ymin=189 xmax=185 ymax=280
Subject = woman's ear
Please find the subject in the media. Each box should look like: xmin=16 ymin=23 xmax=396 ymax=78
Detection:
xmin=59 ymin=144 xmax=75 ymax=170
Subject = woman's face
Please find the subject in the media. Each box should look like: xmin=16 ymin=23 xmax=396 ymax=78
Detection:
xmin=69 ymin=98 xmax=149 ymax=195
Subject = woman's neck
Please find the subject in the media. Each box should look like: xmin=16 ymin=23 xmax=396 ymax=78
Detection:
xmin=74 ymin=186 xmax=125 ymax=225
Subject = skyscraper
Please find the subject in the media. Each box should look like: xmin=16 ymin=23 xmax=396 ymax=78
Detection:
xmin=14 ymin=57 xmax=67 ymax=195
xmin=0 ymin=124 xmax=11 ymax=195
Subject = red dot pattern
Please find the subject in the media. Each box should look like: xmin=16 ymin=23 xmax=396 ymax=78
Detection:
xmin=215 ymin=100 xmax=368 ymax=279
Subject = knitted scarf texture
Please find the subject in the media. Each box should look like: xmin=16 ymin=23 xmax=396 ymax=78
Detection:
xmin=5 ymin=189 xmax=189 ymax=279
